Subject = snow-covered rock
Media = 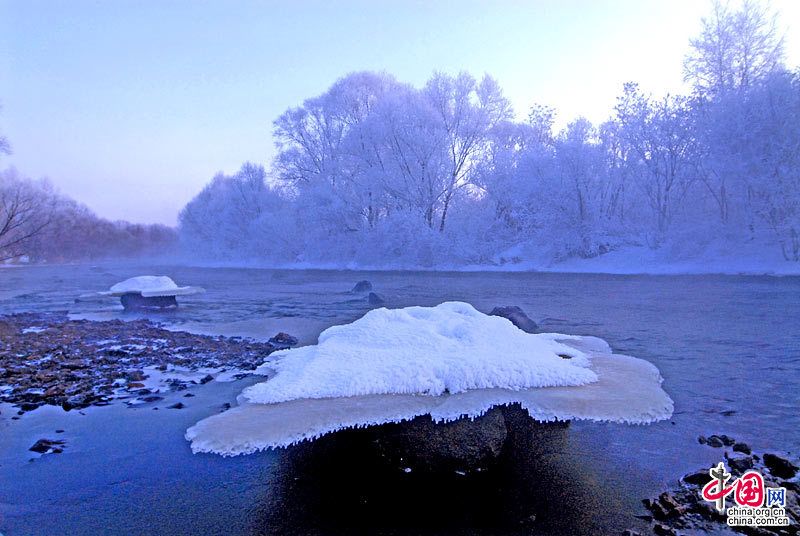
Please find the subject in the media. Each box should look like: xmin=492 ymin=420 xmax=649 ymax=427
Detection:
xmin=98 ymin=276 xmax=205 ymax=297
xmin=186 ymin=302 xmax=673 ymax=456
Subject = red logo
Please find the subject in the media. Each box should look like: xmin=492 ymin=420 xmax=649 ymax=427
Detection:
xmin=701 ymin=462 xmax=764 ymax=511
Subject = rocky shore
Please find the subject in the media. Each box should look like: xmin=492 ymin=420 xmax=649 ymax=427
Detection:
xmin=0 ymin=312 xmax=294 ymax=416
xmin=637 ymin=435 xmax=799 ymax=536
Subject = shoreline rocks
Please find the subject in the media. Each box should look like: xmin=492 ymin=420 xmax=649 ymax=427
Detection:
xmin=0 ymin=312 xmax=294 ymax=415
xmin=638 ymin=434 xmax=799 ymax=535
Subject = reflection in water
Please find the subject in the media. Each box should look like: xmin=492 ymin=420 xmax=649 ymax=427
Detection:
xmin=246 ymin=407 xmax=641 ymax=536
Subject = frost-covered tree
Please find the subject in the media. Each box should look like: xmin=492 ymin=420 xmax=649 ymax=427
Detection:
xmin=684 ymin=0 xmax=785 ymax=95
xmin=615 ymin=84 xmax=699 ymax=241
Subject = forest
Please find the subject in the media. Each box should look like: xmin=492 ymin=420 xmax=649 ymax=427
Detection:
xmin=178 ymin=1 xmax=800 ymax=269
xmin=2 ymin=0 xmax=799 ymax=269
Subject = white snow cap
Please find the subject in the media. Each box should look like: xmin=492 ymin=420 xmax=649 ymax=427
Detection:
xmin=100 ymin=275 xmax=205 ymax=297
xmin=243 ymin=301 xmax=596 ymax=404
xmin=187 ymin=302 xmax=674 ymax=455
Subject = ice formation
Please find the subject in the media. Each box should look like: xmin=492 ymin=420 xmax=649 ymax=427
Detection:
xmin=97 ymin=276 xmax=205 ymax=297
xmin=186 ymin=302 xmax=674 ymax=456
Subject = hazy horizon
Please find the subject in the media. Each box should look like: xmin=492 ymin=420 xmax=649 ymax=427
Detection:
xmin=2 ymin=0 xmax=800 ymax=226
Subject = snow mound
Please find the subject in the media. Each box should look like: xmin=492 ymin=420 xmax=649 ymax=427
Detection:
xmin=185 ymin=302 xmax=674 ymax=456
xmin=99 ymin=276 xmax=205 ymax=297
xmin=242 ymin=301 xmax=597 ymax=404
xmin=187 ymin=349 xmax=673 ymax=456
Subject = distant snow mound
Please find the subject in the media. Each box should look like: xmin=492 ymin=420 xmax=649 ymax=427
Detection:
xmin=242 ymin=301 xmax=597 ymax=404
xmin=101 ymin=276 xmax=205 ymax=297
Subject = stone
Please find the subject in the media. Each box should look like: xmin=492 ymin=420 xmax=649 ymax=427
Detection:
xmin=732 ymin=442 xmax=751 ymax=454
xmin=705 ymin=435 xmax=725 ymax=448
xmin=368 ymin=407 xmax=509 ymax=473
xmin=268 ymin=332 xmax=299 ymax=349
xmin=367 ymin=292 xmax=385 ymax=306
xmin=168 ymin=402 xmax=185 ymax=409
xmin=683 ymin=470 xmax=710 ymax=486
xmin=489 ymin=306 xmax=538 ymax=333
xmin=762 ymin=453 xmax=798 ymax=479
xmin=652 ymin=523 xmax=676 ymax=536
xmin=120 ymin=294 xmax=178 ymax=310
xmin=727 ymin=455 xmax=754 ymax=475
xmin=199 ymin=374 xmax=214 ymax=384
xmin=351 ymin=280 xmax=373 ymax=293
xmin=29 ymin=438 xmax=65 ymax=454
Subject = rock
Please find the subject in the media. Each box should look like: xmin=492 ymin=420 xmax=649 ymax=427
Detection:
xmin=698 ymin=435 xmax=708 ymax=445
xmin=369 ymin=407 xmax=509 ymax=473
xmin=268 ymin=332 xmax=299 ymax=349
xmin=199 ymin=374 xmax=214 ymax=384
xmin=726 ymin=455 xmax=754 ymax=475
xmin=167 ymin=402 xmax=185 ymax=409
xmin=763 ymin=453 xmax=798 ymax=479
xmin=183 ymin=393 xmax=195 ymax=398
xmin=126 ymin=370 xmax=146 ymax=382
xmin=29 ymin=438 xmax=65 ymax=454
xmin=367 ymin=292 xmax=385 ymax=306
xmin=683 ymin=470 xmax=711 ymax=486
xmin=716 ymin=434 xmax=736 ymax=446
xmin=127 ymin=382 xmax=145 ymax=389
xmin=732 ymin=442 xmax=751 ymax=454
xmin=705 ymin=435 xmax=725 ymax=448
xmin=621 ymin=530 xmax=642 ymax=536
xmin=120 ymin=294 xmax=178 ymax=310
xmin=489 ymin=306 xmax=538 ymax=333
xmin=140 ymin=395 xmax=163 ymax=403
xmin=653 ymin=523 xmax=676 ymax=536
xmin=351 ymin=280 xmax=373 ymax=293
xmin=0 ymin=320 xmax=16 ymax=337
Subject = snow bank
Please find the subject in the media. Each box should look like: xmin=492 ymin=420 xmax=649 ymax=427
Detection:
xmin=186 ymin=302 xmax=673 ymax=456
xmin=242 ymin=302 xmax=596 ymax=404
xmin=99 ymin=276 xmax=204 ymax=297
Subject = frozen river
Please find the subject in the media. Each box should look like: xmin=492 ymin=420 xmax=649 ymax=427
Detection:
xmin=1 ymin=263 xmax=799 ymax=535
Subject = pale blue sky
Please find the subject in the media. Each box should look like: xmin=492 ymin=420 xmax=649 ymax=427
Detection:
xmin=1 ymin=0 xmax=798 ymax=225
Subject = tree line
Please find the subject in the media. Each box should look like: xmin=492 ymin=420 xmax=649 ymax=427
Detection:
xmin=180 ymin=1 xmax=799 ymax=268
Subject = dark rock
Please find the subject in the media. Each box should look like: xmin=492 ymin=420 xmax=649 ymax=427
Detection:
xmin=682 ymin=470 xmax=711 ymax=486
xmin=167 ymin=402 xmax=185 ymax=409
xmin=126 ymin=370 xmax=146 ymax=382
xmin=763 ymin=453 xmax=798 ymax=479
xmin=268 ymin=332 xmax=299 ymax=349
xmin=183 ymin=393 xmax=195 ymax=398
xmin=141 ymin=395 xmax=163 ymax=403
xmin=621 ymin=530 xmax=642 ymax=536
xmin=698 ymin=435 xmax=708 ymax=445
xmin=120 ymin=293 xmax=178 ymax=310
xmin=705 ymin=435 xmax=725 ymax=448
xmin=351 ymin=280 xmax=373 ymax=293
xmin=29 ymin=438 xmax=65 ymax=454
xmin=727 ymin=455 xmax=754 ymax=475
xmin=369 ymin=407 xmax=509 ymax=473
xmin=19 ymin=402 xmax=40 ymax=412
xmin=489 ymin=306 xmax=538 ymax=333
xmin=716 ymin=434 xmax=736 ymax=446
xmin=367 ymin=292 xmax=385 ymax=306
xmin=733 ymin=442 xmax=752 ymax=454
xmin=55 ymin=429 xmax=64 ymax=433
xmin=199 ymin=374 xmax=214 ymax=384
xmin=653 ymin=523 xmax=676 ymax=536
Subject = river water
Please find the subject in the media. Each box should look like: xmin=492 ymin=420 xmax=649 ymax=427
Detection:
xmin=1 ymin=264 xmax=798 ymax=535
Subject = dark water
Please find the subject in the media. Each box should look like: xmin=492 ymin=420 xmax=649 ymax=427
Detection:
xmin=1 ymin=264 xmax=799 ymax=535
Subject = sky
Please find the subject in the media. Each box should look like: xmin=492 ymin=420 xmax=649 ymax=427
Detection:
xmin=1 ymin=0 xmax=799 ymax=226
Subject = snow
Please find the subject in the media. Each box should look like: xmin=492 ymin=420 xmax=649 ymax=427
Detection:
xmin=98 ymin=275 xmax=204 ymax=297
xmin=186 ymin=303 xmax=673 ymax=456
xmin=187 ymin=349 xmax=674 ymax=456
xmin=242 ymin=302 xmax=597 ymax=405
